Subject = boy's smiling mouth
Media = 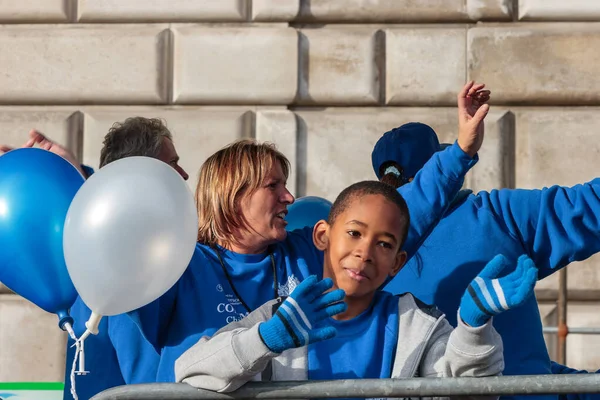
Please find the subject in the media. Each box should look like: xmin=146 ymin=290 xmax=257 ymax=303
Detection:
xmin=344 ymin=268 xmax=369 ymax=282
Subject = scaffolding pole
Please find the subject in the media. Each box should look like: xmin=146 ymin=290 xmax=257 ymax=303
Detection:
xmin=91 ymin=374 xmax=600 ymax=400
xmin=544 ymin=326 xmax=600 ymax=334
xmin=557 ymin=268 xmax=568 ymax=364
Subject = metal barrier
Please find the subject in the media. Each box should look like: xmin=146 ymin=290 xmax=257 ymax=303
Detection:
xmin=91 ymin=375 xmax=600 ymax=399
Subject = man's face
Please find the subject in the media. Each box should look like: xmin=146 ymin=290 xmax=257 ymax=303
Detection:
xmin=157 ymin=138 xmax=189 ymax=181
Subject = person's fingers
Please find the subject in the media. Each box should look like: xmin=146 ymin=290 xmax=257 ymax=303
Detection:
xmin=21 ymin=138 xmax=35 ymax=148
xmin=479 ymin=254 xmax=509 ymax=279
xmin=458 ymin=81 xmax=475 ymax=100
xmin=30 ymin=130 xmax=54 ymax=150
xmin=29 ymin=130 xmax=49 ymax=143
xmin=468 ymin=83 xmax=486 ymax=96
xmin=471 ymin=104 xmax=490 ymax=125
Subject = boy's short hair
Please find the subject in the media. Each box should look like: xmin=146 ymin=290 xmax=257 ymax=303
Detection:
xmin=328 ymin=180 xmax=410 ymax=249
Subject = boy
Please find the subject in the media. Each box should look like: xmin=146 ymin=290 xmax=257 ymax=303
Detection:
xmin=175 ymin=181 xmax=537 ymax=398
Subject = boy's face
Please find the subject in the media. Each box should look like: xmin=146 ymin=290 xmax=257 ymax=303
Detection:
xmin=313 ymin=194 xmax=407 ymax=298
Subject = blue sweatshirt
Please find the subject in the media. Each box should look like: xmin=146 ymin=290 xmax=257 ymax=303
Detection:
xmin=63 ymin=298 xmax=159 ymax=399
xmin=129 ymin=142 xmax=476 ymax=382
xmin=551 ymin=362 xmax=600 ymax=400
xmin=385 ymin=180 xmax=600 ymax=400
xmin=131 ymin=229 xmax=323 ymax=382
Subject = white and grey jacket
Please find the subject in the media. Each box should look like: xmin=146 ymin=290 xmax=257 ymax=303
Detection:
xmin=175 ymin=294 xmax=504 ymax=399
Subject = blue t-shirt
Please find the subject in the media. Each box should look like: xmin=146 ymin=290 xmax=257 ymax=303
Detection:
xmin=309 ymin=291 xmax=398 ymax=382
xmin=385 ymin=180 xmax=600 ymax=400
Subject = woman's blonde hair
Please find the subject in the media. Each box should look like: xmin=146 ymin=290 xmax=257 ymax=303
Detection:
xmin=196 ymin=139 xmax=291 ymax=247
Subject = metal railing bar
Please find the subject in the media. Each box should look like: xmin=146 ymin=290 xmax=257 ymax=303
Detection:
xmin=91 ymin=374 xmax=600 ymax=400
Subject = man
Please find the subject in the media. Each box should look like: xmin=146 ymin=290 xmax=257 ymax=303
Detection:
xmin=1 ymin=117 xmax=188 ymax=399
xmin=371 ymin=121 xmax=600 ymax=400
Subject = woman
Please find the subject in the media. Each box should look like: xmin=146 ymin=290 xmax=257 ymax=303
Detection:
xmin=129 ymin=81 xmax=490 ymax=382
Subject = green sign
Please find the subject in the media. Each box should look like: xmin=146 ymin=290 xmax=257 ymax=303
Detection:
xmin=0 ymin=383 xmax=63 ymax=400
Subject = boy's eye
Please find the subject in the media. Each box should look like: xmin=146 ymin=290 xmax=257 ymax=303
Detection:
xmin=347 ymin=230 xmax=360 ymax=237
xmin=378 ymin=241 xmax=393 ymax=249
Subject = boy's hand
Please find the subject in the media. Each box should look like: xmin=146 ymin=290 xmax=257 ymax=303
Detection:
xmin=457 ymin=81 xmax=491 ymax=158
xmin=459 ymin=254 xmax=537 ymax=327
xmin=258 ymin=275 xmax=347 ymax=353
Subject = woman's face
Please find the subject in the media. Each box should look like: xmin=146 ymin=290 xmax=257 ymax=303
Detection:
xmin=238 ymin=162 xmax=295 ymax=252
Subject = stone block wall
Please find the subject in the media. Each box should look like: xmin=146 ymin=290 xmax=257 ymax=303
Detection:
xmin=1 ymin=0 xmax=599 ymax=382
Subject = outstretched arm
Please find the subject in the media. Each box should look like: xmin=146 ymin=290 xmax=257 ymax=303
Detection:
xmin=483 ymin=179 xmax=600 ymax=279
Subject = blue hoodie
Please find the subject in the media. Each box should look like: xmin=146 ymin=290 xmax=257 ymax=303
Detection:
xmin=129 ymin=142 xmax=476 ymax=382
xmin=373 ymin=123 xmax=600 ymax=400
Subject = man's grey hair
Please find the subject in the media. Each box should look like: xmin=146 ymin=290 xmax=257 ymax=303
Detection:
xmin=99 ymin=117 xmax=173 ymax=168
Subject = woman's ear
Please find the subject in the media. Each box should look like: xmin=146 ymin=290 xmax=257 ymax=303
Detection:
xmin=312 ymin=220 xmax=330 ymax=251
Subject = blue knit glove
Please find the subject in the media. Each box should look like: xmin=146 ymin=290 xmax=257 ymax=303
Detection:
xmin=258 ymin=275 xmax=347 ymax=353
xmin=460 ymin=254 xmax=538 ymax=327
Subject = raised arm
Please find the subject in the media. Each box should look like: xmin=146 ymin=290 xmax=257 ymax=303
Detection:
xmin=1 ymin=130 xmax=88 ymax=177
xmin=399 ymin=82 xmax=490 ymax=259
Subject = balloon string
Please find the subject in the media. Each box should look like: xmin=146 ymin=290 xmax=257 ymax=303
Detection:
xmin=69 ymin=339 xmax=81 ymax=400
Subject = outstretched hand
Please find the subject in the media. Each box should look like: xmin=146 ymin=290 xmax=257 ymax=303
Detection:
xmin=460 ymin=254 xmax=537 ymax=327
xmin=0 ymin=130 xmax=86 ymax=177
xmin=457 ymin=81 xmax=491 ymax=158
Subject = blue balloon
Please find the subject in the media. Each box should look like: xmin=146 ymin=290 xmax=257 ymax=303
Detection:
xmin=0 ymin=148 xmax=84 ymax=328
xmin=286 ymin=196 xmax=332 ymax=231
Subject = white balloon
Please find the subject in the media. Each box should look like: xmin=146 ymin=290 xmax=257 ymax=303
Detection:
xmin=63 ymin=157 xmax=198 ymax=316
